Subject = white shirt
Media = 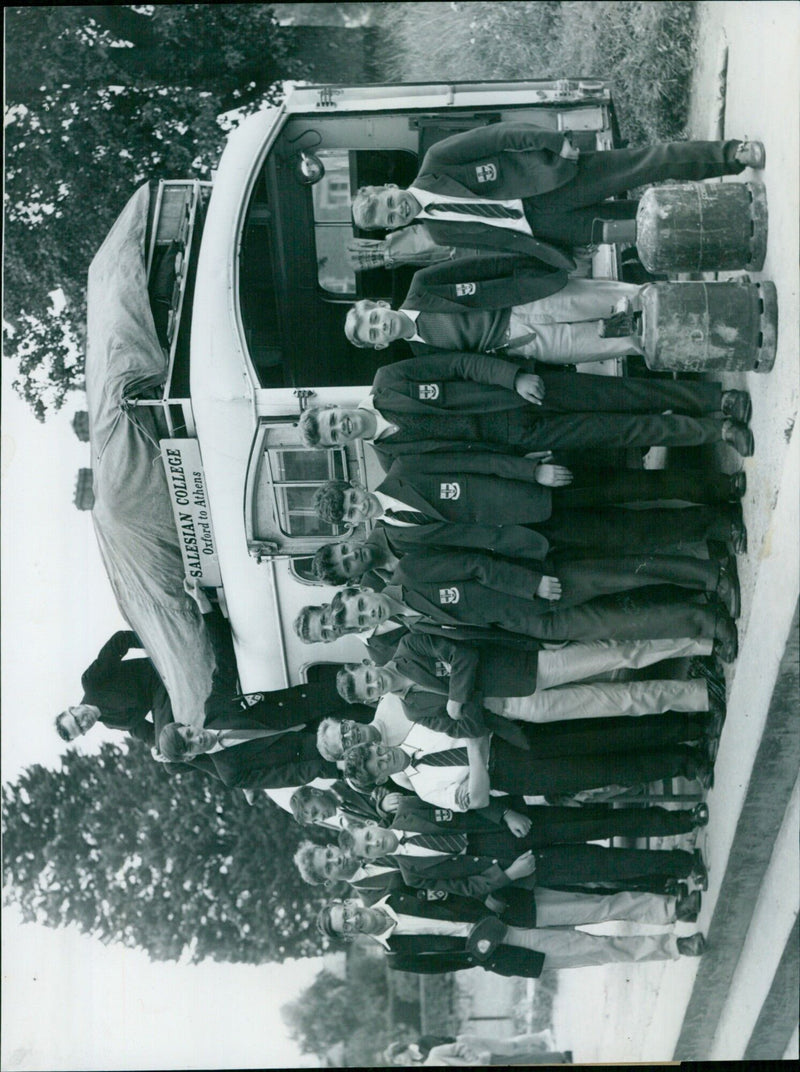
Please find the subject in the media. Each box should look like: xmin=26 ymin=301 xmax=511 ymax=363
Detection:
xmin=369 ymin=894 xmax=471 ymax=949
xmin=373 ymin=487 xmax=426 ymax=525
xmin=397 ymin=306 xmax=425 ymax=344
xmin=358 ymin=395 xmax=398 ymax=441
xmin=409 ymin=184 xmax=532 ymax=238
xmin=390 ymin=722 xmax=504 ymax=812
xmin=263 ymin=778 xmax=336 ymax=813
xmin=372 ymin=693 xmax=415 ymax=746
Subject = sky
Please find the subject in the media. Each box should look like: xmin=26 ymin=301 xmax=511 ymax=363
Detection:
xmin=0 ymin=362 xmax=323 ymax=1069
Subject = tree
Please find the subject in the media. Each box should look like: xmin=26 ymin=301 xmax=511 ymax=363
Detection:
xmin=2 ymin=739 xmax=332 ymax=963
xmin=5 ymin=5 xmax=295 ymax=419
xmin=282 ymin=952 xmax=404 ymax=1063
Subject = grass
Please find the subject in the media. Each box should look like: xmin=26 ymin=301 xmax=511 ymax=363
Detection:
xmin=373 ymin=1 xmax=698 ymax=144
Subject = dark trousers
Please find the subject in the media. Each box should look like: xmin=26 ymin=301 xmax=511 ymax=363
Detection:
xmin=466 ymin=803 xmax=698 ymax=857
xmin=504 ymin=372 xmax=724 ymax=451
xmin=531 ymin=843 xmax=697 ymax=884
xmin=539 ymin=504 xmax=735 ymax=555
xmin=554 ymin=467 xmax=736 ymax=507
xmin=540 ymin=553 xmax=719 ymax=608
xmin=490 ymin=740 xmax=699 ymax=796
xmin=480 ymin=586 xmax=719 ymax=641
xmin=526 ymin=140 xmax=743 ymax=244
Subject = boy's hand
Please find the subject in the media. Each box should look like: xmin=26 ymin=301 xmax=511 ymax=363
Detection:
xmin=514 ymin=372 xmax=545 ymax=405
xmin=536 ymin=575 xmax=562 ymax=600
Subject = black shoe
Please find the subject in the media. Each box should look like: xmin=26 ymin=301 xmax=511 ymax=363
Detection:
xmin=734 ymin=139 xmax=766 ymax=168
xmin=713 ymin=610 xmax=739 ymax=663
xmin=690 ymin=850 xmax=709 ymax=889
xmin=721 ymin=389 xmax=752 ymax=424
xmin=722 ymin=419 xmax=755 ymax=457
xmin=676 ymin=889 xmax=702 ymax=922
xmin=727 ymin=471 xmax=747 ymax=501
xmin=716 ymin=560 xmax=741 ymax=619
xmin=677 ymin=932 xmax=706 ymax=957
xmin=689 ymin=750 xmax=715 ymax=791
xmin=710 ymin=505 xmax=747 ymax=555
xmin=691 ymin=802 xmax=710 ymax=828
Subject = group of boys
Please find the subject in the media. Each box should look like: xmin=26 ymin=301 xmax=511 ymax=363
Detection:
xmin=57 ymin=123 xmax=769 ymax=979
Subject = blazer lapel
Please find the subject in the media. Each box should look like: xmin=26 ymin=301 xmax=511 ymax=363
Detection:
xmin=378 ymin=474 xmax=446 ymax=522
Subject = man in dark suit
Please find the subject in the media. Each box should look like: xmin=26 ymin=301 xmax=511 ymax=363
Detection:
xmin=310 ymin=468 xmax=746 ymax=564
xmin=159 ymin=720 xmax=339 ymax=790
xmin=344 ymin=255 xmax=645 ymax=363
xmin=351 ymin=121 xmax=763 ymax=267
xmin=316 ymin=890 xmax=707 ymax=972
xmin=339 ymin=818 xmax=709 ymax=895
xmin=297 ymin=351 xmax=755 ymax=467
xmin=55 ymin=630 xmax=173 ymax=747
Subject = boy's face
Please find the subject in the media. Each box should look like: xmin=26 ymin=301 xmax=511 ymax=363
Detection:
xmin=348 ymin=823 xmax=399 ymax=859
xmin=315 ymin=408 xmax=373 ymax=447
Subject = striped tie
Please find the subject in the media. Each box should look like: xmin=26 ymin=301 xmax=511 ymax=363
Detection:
xmin=385 ymin=508 xmax=428 ymax=525
xmin=427 ymin=201 xmax=523 ymax=220
xmin=402 ymin=831 xmax=468 ymax=853
xmin=414 ymin=746 xmax=468 ymax=767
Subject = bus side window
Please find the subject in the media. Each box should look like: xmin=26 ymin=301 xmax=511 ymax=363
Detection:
xmin=267 ymin=446 xmax=368 ymax=543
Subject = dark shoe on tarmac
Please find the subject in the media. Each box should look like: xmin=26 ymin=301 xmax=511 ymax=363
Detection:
xmin=710 ymin=505 xmax=747 ymax=555
xmin=721 ymin=389 xmax=753 ymax=424
xmin=690 ymin=751 xmax=715 ymax=792
xmin=690 ymin=850 xmax=709 ymax=890
xmin=727 ymin=471 xmax=747 ymax=500
xmin=722 ymin=419 xmax=755 ymax=457
xmin=713 ymin=610 xmax=739 ymax=663
xmin=716 ymin=559 xmax=741 ymax=619
xmin=676 ymin=889 xmax=702 ymax=922
xmin=677 ymin=932 xmax=707 ymax=957
xmin=691 ymin=802 xmax=710 ymax=828
xmin=734 ymin=139 xmax=766 ymax=168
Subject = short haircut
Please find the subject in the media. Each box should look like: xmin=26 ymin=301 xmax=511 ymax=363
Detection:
xmin=337 ymin=827 xmax=357 ymax=853
xmin=54 ymin=711 xmax=72 ymax=742
xmin=293 ymin=840 xmax=327 ymax=885
xmin=159 ymin=723 xmax=191 ymax=761
xmin=352 ymin=185 xmax=388 ymax=231
xmin=298 ymin=404 xmax=335 ymax=449
xmin=342 ymin=742 xmax=376 ymax=790
xmin=313 ymin=480 xmax=349 ymax=525
xmin=344 ymin=302 xmax=369 ymax=349
xmin=316 ymin=717 xmax=344 ymax=762
xmin=336 ymin=666 xmax=360 ymax=704
xmin=316 ymin=900 xmax=351 ymax=940
xmin=294 ymin=605 xmax=331 ymax=644
xmin=290 ymin=786 xmax=323 ymax=826
xmin=312 ymin=543 xmax=348 ymax=585
xmin=329 ymin=585 xmax=366 ymax=631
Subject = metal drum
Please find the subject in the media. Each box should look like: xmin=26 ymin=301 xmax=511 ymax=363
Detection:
xmin=641 ymin=280 xmax=778 ymax=373
xmin=636 ymin=182 xmax=768 ymax=272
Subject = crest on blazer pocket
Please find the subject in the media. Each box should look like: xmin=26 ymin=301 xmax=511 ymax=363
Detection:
xmin=454 ymin=282 xmax=476 ymax=296
xmin=434 ymin=659 xmax=452 ymax=677
xmin=439 ymin=481 xmax=461 ymax=501
xmin=475 ymin=163 xmax=498 ymax=183
xmin=421 ymin=888 xmax=449 ymax=901
xmin=434 ymin=807 xmax=453 ymax=822
xmin=439 ymin=586 xmax=461 ymax=605
xmin=417 ymin=383 xmax=441 ymax=401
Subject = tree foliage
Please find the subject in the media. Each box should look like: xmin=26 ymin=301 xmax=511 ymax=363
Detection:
xmin=5 ymin=5 xmax=294 ymax=420
xmin=1 ymin=740 xmax=331 ymax=964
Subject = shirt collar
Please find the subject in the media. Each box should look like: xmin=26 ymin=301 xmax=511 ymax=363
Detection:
xmin=369 ymin=895 xmax=399 ymax=949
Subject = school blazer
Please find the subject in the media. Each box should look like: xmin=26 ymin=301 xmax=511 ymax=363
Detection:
xmin=401 ymin=253 xmax=567 ymax=312
xmin=378 ymin=454 xmax=552 ymax=528
xmin=412 ymin=122 xmax=578 ymax=272
xmin=370 ymin=515 xmax=551 ymax=563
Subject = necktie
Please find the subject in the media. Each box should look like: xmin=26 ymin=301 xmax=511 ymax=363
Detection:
xmin=385 ymin=508 xmax=428 ymax=525
xmin=401 ymin=831 xmax=468 ymax=853
xmin=426 ymin=201 xmax=523 ymax=220
xmin=414 ymin=746 xmax=468 ymax=767
xmin=218 ymin=728 xmax=273 ymax=746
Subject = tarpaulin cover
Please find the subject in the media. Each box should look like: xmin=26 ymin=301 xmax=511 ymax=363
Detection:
xmin=86 ymin=182 xmax=213 ymax=727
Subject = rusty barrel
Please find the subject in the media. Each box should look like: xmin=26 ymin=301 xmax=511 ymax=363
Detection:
xmin=636 ymin=182 xmax=768 ymax=272
xmin=641 ymin=280 xmax=778 ymax=373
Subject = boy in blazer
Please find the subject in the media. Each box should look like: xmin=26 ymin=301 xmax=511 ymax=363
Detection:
xmin=297 ymin=351 xmax=755 ymax=468
xmin=351 ymin=121 xmax=763 ymax=268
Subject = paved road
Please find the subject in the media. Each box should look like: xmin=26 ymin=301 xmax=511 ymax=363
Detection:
xmin=552 ymin=2 xmax=799 ymax=1061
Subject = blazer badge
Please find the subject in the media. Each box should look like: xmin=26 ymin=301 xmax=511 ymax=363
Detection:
xmin=417 ymin=383 xmax=441 ymax=400
xmin=434 ymin=807 xmax=453 ymax=822
xmin=434 ymin=659 xmax=452 ymax=677
xmin=475 ymin=162 xmax=498 ymax=182
xmin=439 ymin=586 xmax=461 ymax=605
xmin=454 ymin=282 xmax=476 ymax=296
xmin=439 ymin=481 xmax=461 ymax=500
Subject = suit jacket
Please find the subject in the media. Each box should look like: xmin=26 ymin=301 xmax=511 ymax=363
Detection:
xmin=81 ymin=630 xmax=172 ymax=747
xmin=379 ymin=891 xmax=545 ymax=977
xmin=179 ymin=732 xmax=339 ymax=790
xmin=378 ymin=454 xmax=552 ymax=528
xmin=393 ymin=631 xmax=540 ymax=706
xmin=412 ymin=122 xmax=578 ymax=271
xmin=392 ymin=549 xmax=548 ymax=624
xmin=402 ymin=254 xmax=567 ymax=313
xmin=369 ymin=351 xmax=527 ymax=469
xmin=368 ymin=515 xmax=550 ymax=568
xmin=395 ymin=686 xmax=529 ymax=750
xmin=329 ymin=780 xmax=387 ymax=826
